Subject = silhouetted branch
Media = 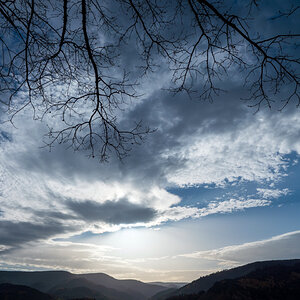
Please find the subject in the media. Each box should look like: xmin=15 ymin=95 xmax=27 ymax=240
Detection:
xmin=0 ymin=0 xmax=299 ymax=159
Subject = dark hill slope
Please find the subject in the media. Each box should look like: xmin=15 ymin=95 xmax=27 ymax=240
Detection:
xmin=0 ymin=283 xmax=55 ymax=300
xmin=151 ymin=259 xmax=300 ymax=299
xmin=0 ymin=270 xmax=167 ymax=300
xmin=0 ymin=270 xmax=73 ymax=292
xmin=179 ymin=259 xmax=300 ymax=295
xmin=81 ymin=273 xmax=166 ymax=299
xmin=49 ymin=277 xmax=142 ymax=300
xmin=166 ymin=261 xmax=300 ymax=300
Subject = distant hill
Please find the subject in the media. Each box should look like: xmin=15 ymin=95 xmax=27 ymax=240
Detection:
xmin=150 ymin=288 xmax=178 ymax=300
xmin=2 ymin=259 xmax=299 ymax=300
xmin=149 ymin=282 xmax=187 ymax=289
xmin=51 ymin=284 xmax=106 ymax=300
xmin=0 ymin=270 xmax=73 ymax=292
xmin=0 ymin=270 xmax=167 ymax=300
xmin=49 ymin=277 xmax=143 ymax=300
xmin=165 ymin=261 xmax=300 ymax=299
xmin=0 ymin=283 xmax=55 ymax=300
xmin=80 ymin=273 xmax=167 ymax=299
xmin=151 ymin=259 xmax=300 ymax=300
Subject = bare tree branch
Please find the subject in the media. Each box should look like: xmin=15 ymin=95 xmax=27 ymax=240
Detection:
xmin=0 ymin=0 xmax=299 ymax=160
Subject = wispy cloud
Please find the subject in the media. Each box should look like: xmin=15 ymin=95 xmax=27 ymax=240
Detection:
xmin=180 ymin=230 xmax=300 ymax=267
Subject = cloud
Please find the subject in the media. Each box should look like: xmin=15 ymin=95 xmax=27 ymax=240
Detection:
xmin=0 ymin=239 xmax=203 ymax=281
xmin=0 ymin=241 xmax=120 ymax=273
xmin=196 ymin=198 xmax=271 ymax=217
xmin=1 ymin=230 xmax=299 ymax=282
xmin=180 ymin=230 xmax=300 ymax=266
xmin=164 ymin=112 xmax=299 ymax=186
xmin=0 ymin=61 xmax=300 ymax=252
xmin=127 ymin=87 xmax=300 ymax=187
xmin=0 ymin=220 xmax=75 ymax=247
xmin=148 ymin=198 xmax=271 ymax=226
xmin=67 ymin=198 xmax=156 ymax=224
xmin=256 ymin=188 xmax=290 ymax=199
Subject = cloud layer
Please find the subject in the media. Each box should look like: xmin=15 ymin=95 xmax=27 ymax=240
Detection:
xmin=0 ymin=86 xmax=299 ymax=248
xmin=1 ymin=229 xmax=299 ymax=282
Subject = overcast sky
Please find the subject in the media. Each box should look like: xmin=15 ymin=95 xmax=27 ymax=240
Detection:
xmin=0 ymin=0 xmax=299 ymax=282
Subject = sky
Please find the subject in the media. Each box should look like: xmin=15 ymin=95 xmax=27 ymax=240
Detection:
xmin=0 ymin=0 xmax=300 ymax=282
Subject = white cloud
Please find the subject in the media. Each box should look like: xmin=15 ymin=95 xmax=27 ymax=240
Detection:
xmin=147 ymin=198 xmax=271 ymax=227
xmin=196 ymin=198 xmax=271 ymax=216
xmin=256 ymin=188 xmax=290 ymax=199
xmin=180 ymin=230 xmax=300 ymax=266
xmin=167 ymin=111 xmax=300 ymax=187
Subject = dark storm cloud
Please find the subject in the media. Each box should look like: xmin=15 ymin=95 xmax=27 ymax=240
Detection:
xmin=67 ymin=198 xmax=156 ymax=224
xmin=0 ymin=220 xmax=74 ymax=247
xmin=34 ymin=210 xmax=78 ymax=221
xmin=127 ymin=85 xmax=248 ymax=136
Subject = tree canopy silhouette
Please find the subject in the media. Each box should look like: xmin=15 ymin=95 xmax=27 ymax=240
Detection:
xmin=0 ymin=0 xmax=299 ymax=160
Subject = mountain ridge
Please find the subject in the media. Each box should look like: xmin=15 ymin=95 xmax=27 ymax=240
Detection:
xmin=165 ymin=261 xmax=300 ymax=299
xmin=0 ymin=283 xmax=55 ymax=300
xmin=1 ymin=259 xmax=300 ymax=300
xmin=151 ymin=259 xmax=300 ymax=300
xmin=0 ymin=270 xmax=167 ymax=300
